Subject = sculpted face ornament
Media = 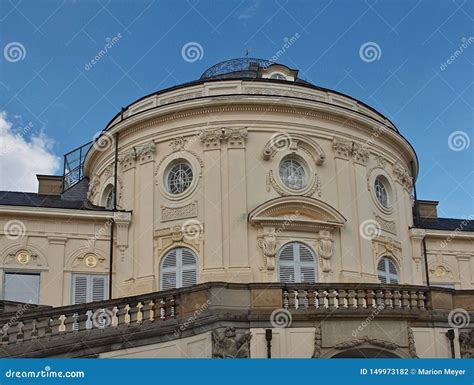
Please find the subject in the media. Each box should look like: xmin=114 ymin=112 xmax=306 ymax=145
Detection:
xmin=16 ymin=251 xmax=30 ymax=265
xmin=84 ymin=253 xmax=98 ymax=268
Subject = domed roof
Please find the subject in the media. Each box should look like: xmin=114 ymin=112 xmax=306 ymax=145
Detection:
xmin=200 ymin=57 xmax=305 ymax=82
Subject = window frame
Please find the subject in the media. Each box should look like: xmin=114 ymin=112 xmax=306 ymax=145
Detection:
xmin=166 ymin=161 xmax=194 ymax=195
xmin=160 ymin=247 xmax=198 ymax=290
xmin=279 ymin=156 xmax=308 ymax=191
xmin=277 ymin=241 xmax=317 ymax=283
xmin=71 ymin=273 xmax=109 ymax=305
xmin=377 ymin=256 xmax=399 ymax=284
xmin=3 ymin=271 xmax=41 ymax=304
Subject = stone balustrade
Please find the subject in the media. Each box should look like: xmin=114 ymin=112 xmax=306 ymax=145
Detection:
xmin=0 ymin=289 xmax=179 ymax=346
xmin=0 ymin=282 xmax=471 ymax=357
xmin=283 ymin=284 xmax=429 ymax=313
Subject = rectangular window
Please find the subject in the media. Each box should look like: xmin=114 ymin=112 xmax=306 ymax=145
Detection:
xmin=4 ymin=272 xmax=40 ymax=304
xmin=72 ymin=274 xmax=108 ymax=304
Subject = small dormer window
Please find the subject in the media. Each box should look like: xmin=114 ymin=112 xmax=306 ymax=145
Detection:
xmin=270 ymin=73 xmax=286 ymax=80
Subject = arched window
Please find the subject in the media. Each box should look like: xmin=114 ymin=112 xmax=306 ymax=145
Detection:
xmin=278 ymin=242 xmax=317 ymax=283
xmin=160 ymin=247 xmax=198 ymax=290
xmin=377 ymin=256 xmax=399 ymax=284
xmin=102 ymin=184 xmax=115 ymax=210
xmin=279 ymin=157 xmax=307 ymax=190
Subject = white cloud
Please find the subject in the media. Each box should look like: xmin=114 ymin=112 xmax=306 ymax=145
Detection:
xmin=0 ymin=111 xmax=60 ymax=192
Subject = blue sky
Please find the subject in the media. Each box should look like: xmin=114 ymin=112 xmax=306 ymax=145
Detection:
xmin=0 ymin=0 xmax=472 ymax=218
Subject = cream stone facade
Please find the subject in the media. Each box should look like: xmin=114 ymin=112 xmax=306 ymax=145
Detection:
xmin=0 ymin=59 xmax=472 ymax=359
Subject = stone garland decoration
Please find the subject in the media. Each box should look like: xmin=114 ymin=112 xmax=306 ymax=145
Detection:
xmin=312 ymin=323 xmax=322 ymax=358
xmin=459 ymin=330 xmax=474 ymax=359
xmin=407 ymin=326 xmax=419 ymax=358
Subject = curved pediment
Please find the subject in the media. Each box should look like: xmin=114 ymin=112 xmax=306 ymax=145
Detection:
xmin=249 ymin=196 xmax=346 ymax=231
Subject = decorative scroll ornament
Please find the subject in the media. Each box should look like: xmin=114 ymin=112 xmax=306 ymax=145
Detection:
xmin=393 ymin=165 xmax=413 ymax=191
xmin=257 ymin=230 xmax=277 ymax=270
xmin=211 ymin=327 xmax=252 ymax=358
xmin=262 ymin=133 xmax=326 ymax=165
xmin=317 ymin=231 xmax=334 ymax=273
xmin=170 ymin=137 xmax=188 ymax=152
xmin=5 ymin=250 xmax=41 ymax=267
xmin=332 ymin=138 xmax=352 ymax=159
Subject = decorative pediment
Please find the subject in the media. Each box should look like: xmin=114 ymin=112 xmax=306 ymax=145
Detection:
xmin=249 ymin=196 xmax=346 ymax=231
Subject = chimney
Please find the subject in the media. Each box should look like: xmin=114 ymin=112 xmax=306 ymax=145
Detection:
xmin=417 ymin=200 xmax=438 ymax=219
xmin=37 ymin=175 xmax=63 ymax=196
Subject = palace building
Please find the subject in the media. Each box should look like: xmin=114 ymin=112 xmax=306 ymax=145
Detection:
xmin=0 ymin=58 xmax=472 ymax=359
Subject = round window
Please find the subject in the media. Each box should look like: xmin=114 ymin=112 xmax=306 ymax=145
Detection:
xmin=167 ymin=162 xmax=193 ymax=194
xmin=374 ymin=176 xmax=390 ymax=208
xmin=279 ymin=158 xmax=307 ymax=190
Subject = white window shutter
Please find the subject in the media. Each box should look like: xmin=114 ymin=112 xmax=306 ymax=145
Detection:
xmin=91 ymin=275 xmax=107 ymax=302
xmin=160 ymin=248 xmax=198 ymax=290
xmin=181 ymin=248 xmax=197 ymax=287
xmin=278 ymin=242 xmax=317 ymax=284
xmin=377 ymin=257 xmax=399 ymax=284
xmin=73 ymin=275 xmax=88 ymax=304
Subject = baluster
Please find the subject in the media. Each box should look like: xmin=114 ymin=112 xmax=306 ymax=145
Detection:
xmin=303 ymin=290 xmax=309 ymax=309
xmin=21 ymin=320 xmax=34 ymax=341
xmin=77 ymin=312 xmax=89 ymax=331
xmin=16 ymin=322 xmax=24 ymax=342
xmin=356 ymin=290 xmax=366 ymax=309
xmin=366 ymin=290 xmax=375 ymax=308
xmin=384 ymin=290 xmax=394 ymax=308
xmin=317 ymin=290 xmax=327 ymax=309
xmin=417 ymin=291 xmax=426 ymax=310
xmin=283 ymin=290 xmax=289 ymax=310
xmin=31 ymin=319 xmax=39 ymax=339
xmin=160 ymin=298 xmax=166 ymax=319
xmin=63 ymin=314 xmax=77 ymax=333
xmin=313 ymin=290 xmax=319 ymax=309
xmin=338 ymin=289 xmax=348 ymax=308
xmin=128 ymin=302 xmax=141 ymax=324
xmin=7 ymin=323 xmax=20 ymax=344
xmin=393 ymin=290 xmax=402 ymax=309
xmin=141 ymin=300 xmax=154 ymax=322
xmin=293 ymin=290 xmax=299 ymax=310
xmin=401 ymin=290 xmax=410 ymax=309
xmin=347 ymin=290 xmax=357 ymax=308
xmin=375 ymin=290 xmax=384 ymax=308
xmin=170 ymin=296 xmax=176 ymax=317
xmin=116 ymin=305 xmax=129 ymax=326
xmin=409 ymin=291 xmax=418 ymax=309
xmin=327 ymin=289 xmax=337 ymax=309
xmin=1 ymin=325 xmax=9 ymax=344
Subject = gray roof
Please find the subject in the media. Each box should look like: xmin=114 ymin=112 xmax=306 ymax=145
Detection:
xmin=0 ymin=191 xmax=106 ymax=211
xmin=418 ymin=217 xmax=474 ymax=232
